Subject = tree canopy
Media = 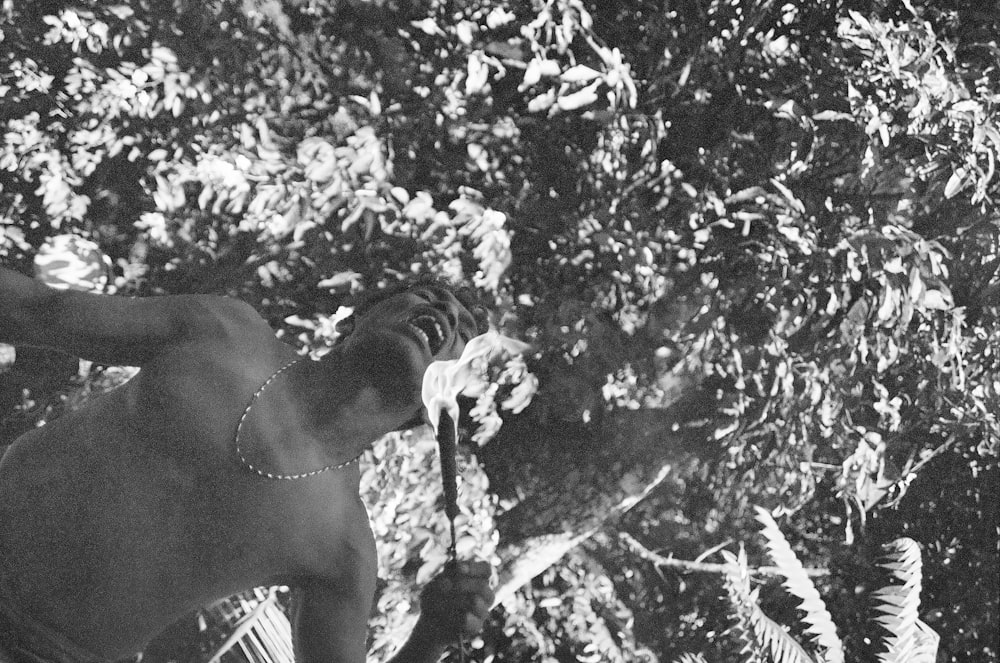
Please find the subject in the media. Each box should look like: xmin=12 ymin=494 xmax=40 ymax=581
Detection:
xmin=1 ymin=1 xmax=997 ymax=661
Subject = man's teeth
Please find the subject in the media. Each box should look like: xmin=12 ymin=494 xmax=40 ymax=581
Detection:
xmin=413 ymin=327 xmax=430 ymax=347
xmin=410 ymin=316 xmax=445 ymax=352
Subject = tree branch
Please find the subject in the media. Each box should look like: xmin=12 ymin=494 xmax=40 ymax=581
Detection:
xmin=619 ymin=532 xmax=830 ymax=578
xmin=488 ymin=376 xmax=715 ymax=604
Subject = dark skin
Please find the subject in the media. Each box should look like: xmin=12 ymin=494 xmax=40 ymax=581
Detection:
xmin=0 ymin=266 xmax=493 ymax=663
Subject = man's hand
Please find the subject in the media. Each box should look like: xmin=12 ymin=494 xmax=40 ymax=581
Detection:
xmin=388 ymin=560 xmax=494 ymax=663
xmin=416 ymin=560 xmax=494 ymax=647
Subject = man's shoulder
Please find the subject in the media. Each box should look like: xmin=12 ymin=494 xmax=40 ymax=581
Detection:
xmin=133 ymin=295 xmax=282 ymax=378
xmin=180 ymin=295 xmax=274 ymax=342
xmin=182 ymin=294 xmax=267 ymax=325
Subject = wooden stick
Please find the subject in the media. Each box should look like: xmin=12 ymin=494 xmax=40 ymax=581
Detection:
xmin=437 ymin=409 xmax=460 ymax=560
xmin=437 ymin=408 xmax=466 ymax=662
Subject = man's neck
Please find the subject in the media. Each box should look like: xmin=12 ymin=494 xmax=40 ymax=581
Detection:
xmin=285 ymin=350 xmax=421 ymax=460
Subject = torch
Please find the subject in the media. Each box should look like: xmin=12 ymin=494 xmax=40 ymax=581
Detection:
xmin=421 ymin=330 xmax=530 ymax=659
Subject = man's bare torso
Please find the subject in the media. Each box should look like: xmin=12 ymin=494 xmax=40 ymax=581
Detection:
xmin=0 ymin=309 xmax=376 ymax=658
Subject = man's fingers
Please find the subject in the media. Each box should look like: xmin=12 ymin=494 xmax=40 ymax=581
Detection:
xmin=470 ymin=594 xmax=490 ymax=619
xmin=453 ymin=575 xmax=492 ymax=595
xmin=449 ymin=560 xmax=494 ymax=609
xmin=462 ymin=611 xmax=485 ymax=637
xmin=454 ymin=560 xmax=491 ymax=578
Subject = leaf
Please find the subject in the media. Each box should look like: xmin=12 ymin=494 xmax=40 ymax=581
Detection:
xmin=316 ymin=271 xmax=362 ymax=291
xmin=0 ymin=343 xmax=15 ymax=373
xmin=920 ymin=289 xmax=952 ymax=310
xmin=455 ymin=20 xmax=474 ymax=45
xmin=197 ymin=183 xmax=214 ymax=211
xmin=755 ymin=507 xmax=845 ymax=663
xmin=517 ymin=57 xmax=559 ymax=91
xmin=520 ymin=58 xmax=543 ymax=89
xmin=812 ymin=110 xmax=855 ymax=122
xmin=770 ymin=178 xmax=805 ymax=214
xmin=410 ymin=17 xmax=443 ymax=36
xmin=725 ymin=186 xmax=768 ymax=205
xmin=485 ymin=7 xmax=516 ymax=29
xmin=244 ymin=0 xmax=293 ymax=40
xmin=913 ymin=619 xmax=940 ymax=662
xmin=466 ymin=52 xmax=489 ymax=95
xmin=950 ymin=100 xmax=982 ymax=114
xmin=944 ymin=168 xmax=966 ymax=198
xmin=876 ymin=284 xmax=898 ymax=323
xmin=560 ymin=64 xmax=603 ymax=83
xmin=500 ymin=372 xmax=539 ymax=413
xmin=527 ymin=88 xmax=556 ymax=113
xmin=557 ymin=80 xmax=601 ymax=111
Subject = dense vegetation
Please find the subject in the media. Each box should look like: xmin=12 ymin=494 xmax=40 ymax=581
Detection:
xmin=1 ymin=1 xmax=996 ymax=661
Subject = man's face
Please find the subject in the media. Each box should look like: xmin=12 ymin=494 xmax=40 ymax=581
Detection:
xmin=353 ymin=286 xmax=479 ymax=359
xmin=340 ymin=286 xmax=481 ymax=409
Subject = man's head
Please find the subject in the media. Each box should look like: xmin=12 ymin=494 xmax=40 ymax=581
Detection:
xmin=340 ymin=278 xmax=490 ymax=341
xmin=331 ymin=278 xmax=491 ymax=426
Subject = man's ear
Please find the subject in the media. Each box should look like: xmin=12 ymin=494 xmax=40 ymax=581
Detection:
xmin=335 ymin=315 xmax=356 ymax=339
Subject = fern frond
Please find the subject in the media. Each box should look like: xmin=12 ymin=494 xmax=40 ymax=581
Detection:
xmin=721 ymin=548 xmax=816 ymax=663
xmin=871 ymin=538 xmax=937 ymax=663
xmin=754 ymin=507 xmax=844 ymax=663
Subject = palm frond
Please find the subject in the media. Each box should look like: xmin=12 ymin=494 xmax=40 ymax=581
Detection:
xmin=203 ymin=588 xmax=294 ymax=663
xmin=673 ymin=653 xmax=710 ymax=663
xmin=754 ymin=507 xmax=845 ymax=663
xmin=871 ymin=538 xmax=938 ymax=663
xmin=721 ymin=548 xmax=817 ymax=663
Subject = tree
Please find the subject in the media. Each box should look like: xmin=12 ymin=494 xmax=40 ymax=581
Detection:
xmin=1 ymin=0 xmax=996 ymax=661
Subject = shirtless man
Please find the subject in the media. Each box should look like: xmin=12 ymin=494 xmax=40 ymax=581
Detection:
xmin=0 ymin=265 xmax=493 ymax=663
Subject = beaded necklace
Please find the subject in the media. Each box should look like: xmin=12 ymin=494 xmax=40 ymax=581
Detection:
xmin=234 ymin=359 xmax=363 ymax=480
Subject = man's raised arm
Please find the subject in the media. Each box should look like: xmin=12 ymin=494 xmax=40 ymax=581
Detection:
xmin=384 ymin=561 xmax=493 ymax=663
xmin=0 ymin=266 xmax=257 ymax=366
xmin=291 ymin=561 xmax=493 ymax=663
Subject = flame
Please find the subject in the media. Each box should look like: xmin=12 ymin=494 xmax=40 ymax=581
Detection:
xmin=421 ymin=330 xmax=530 ymax=436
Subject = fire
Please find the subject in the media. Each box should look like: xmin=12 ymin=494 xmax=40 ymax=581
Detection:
xmin=421 ymin=330 xmax=530 ymax=437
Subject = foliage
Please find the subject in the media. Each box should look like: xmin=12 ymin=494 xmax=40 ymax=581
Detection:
xmin=484 ymin=544 xmax=657 ymax=663
xmin=712 ymin=512 xmax=938 ymax=663
xmin=1 ymin=0 xmax=997 ymax=661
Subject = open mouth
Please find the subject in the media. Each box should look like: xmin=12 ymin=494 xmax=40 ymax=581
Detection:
xmin=408 ymin=313 xmax=447 ymax=355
